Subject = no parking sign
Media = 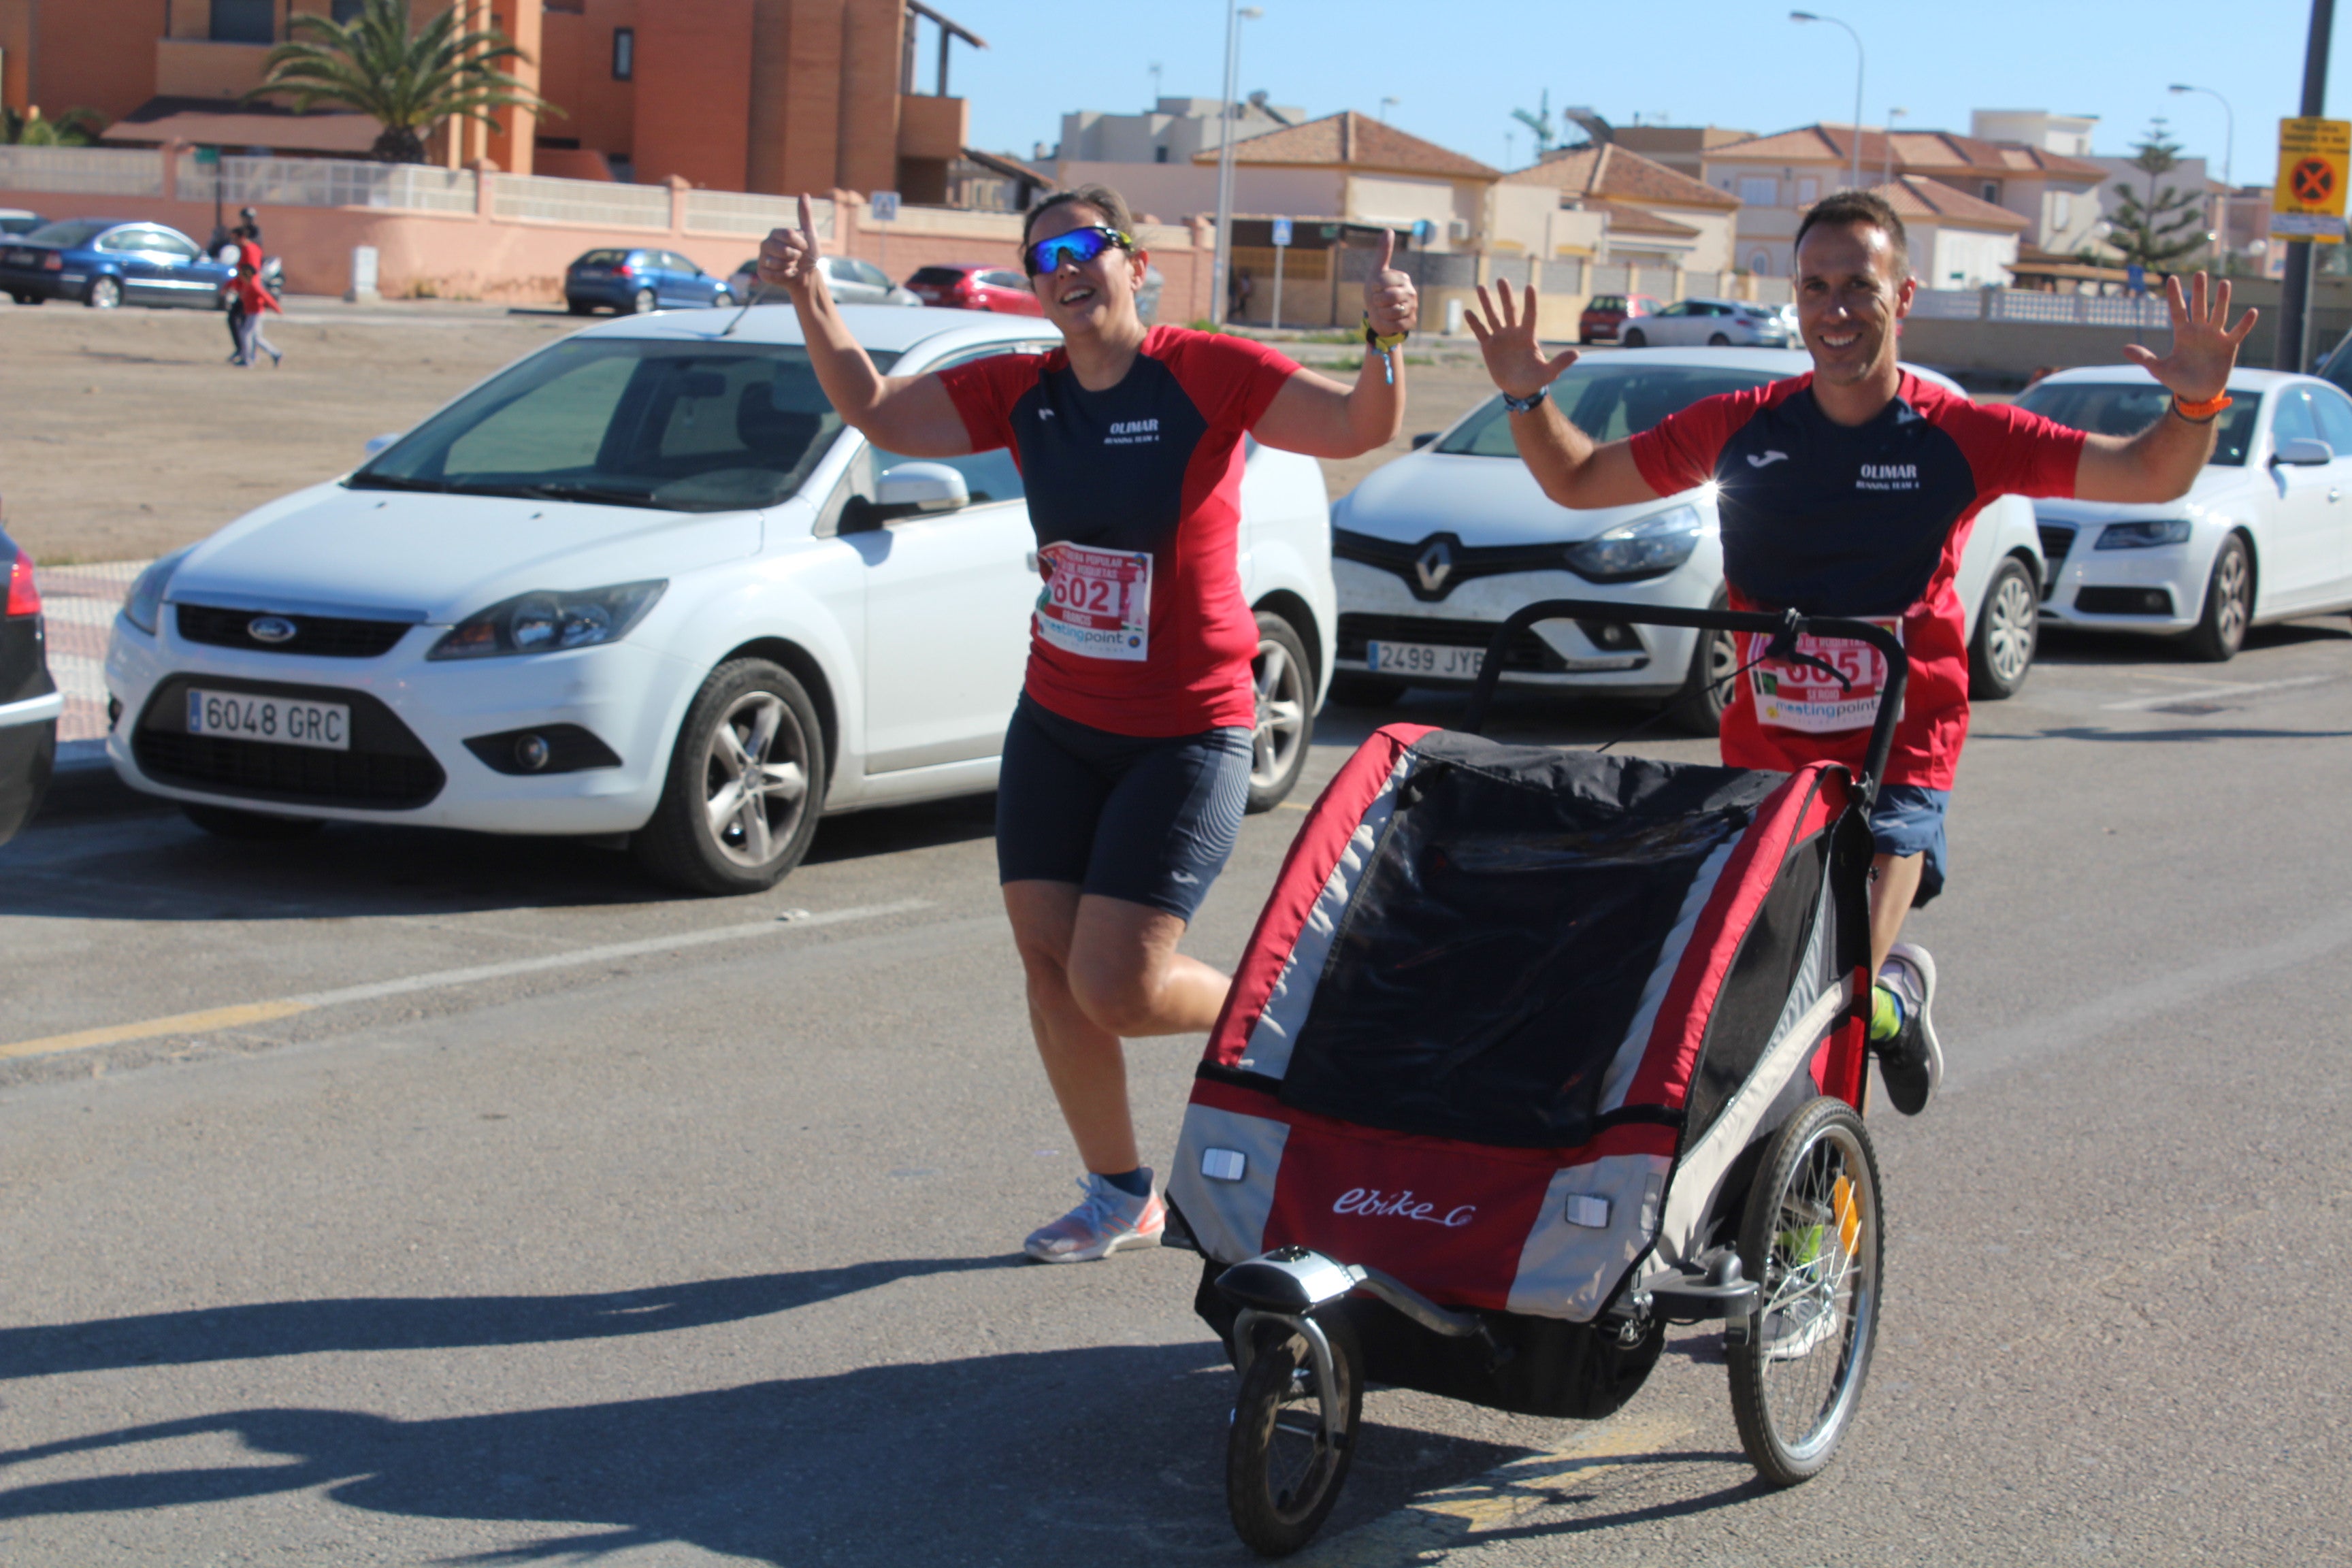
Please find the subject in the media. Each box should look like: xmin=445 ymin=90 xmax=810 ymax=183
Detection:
xmin=2273 ymin=118 xmax=2349 ymax=242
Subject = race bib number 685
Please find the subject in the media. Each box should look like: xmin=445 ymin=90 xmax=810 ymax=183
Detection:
xmin=1742 ymin=618 xmax=1902 ymax=734
xmin=1035 ymin=542 xmax=1152 ymax=662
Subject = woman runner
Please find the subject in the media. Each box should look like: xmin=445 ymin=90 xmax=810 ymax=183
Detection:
xmin=759 ymin=185 xmax=1418 ymax=1260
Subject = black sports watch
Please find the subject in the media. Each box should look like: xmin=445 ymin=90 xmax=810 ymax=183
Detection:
xmin=1501 ymin=385 xmax=1550 ymax=414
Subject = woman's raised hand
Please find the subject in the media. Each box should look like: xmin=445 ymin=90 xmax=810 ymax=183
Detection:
xmin=1363 ymin=231 xmax=1418 ymax=338
xmin=757 ymin=194 xmax=826 ymax=297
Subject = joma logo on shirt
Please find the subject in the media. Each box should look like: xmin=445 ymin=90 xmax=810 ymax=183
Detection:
xmin=1856 ymin=461 xmax=1920 ymax=491
xmin=1104 ymin=418 xmax=1162 ymax=445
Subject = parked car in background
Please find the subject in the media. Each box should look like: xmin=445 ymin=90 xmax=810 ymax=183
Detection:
xmin=0 ymin=218 xmax=232 ymax=309
xmin=729 ymin=254 xmax=920 ymax=307
xmin=2021 ymin=366 xmax=2352 ymax=661
xmin=1 ymin=523 xmax=59 ymax=845
xmin=1618 ymin=297 xmax=1794 ymax=349
xmin=1578 ymin=293 xmax=1660 ymax=344
xmin=904 ymin=263 xmax=1044 ymax=315
xmin=564 ymin=248 xmax=731 ymax=314
xmin=0 ymin=208 xmax=44 ymax=237
xmin=1328 ymin=348 xmax=2046 ymax=728
xmin=104 ymin=306 xmax=1335 ymax=893
xmin=2311 ymin=325 xmax=2352 ymax=404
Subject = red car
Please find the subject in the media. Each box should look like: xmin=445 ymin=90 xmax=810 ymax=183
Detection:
xmin=1578 ymin=292 xmax=1661 ymax=344
xmin=905 ymin=263 xmax=1043 ymax=315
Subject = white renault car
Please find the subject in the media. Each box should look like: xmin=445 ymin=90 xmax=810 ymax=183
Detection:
xmin=104 ymin=307 xmax=1337 ymax=893
xmin=2020 ymin=366 xmax=2352 ymax=660
xmin=1328 ymin=348 xmax=2045 ymax=728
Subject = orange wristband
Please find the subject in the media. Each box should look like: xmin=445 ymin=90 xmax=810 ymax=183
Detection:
xmin=2172 ymin=392 xmax=2233 ymax=423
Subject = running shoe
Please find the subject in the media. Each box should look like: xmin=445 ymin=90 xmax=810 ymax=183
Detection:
xmin=1023 ymin=1171 xmax=1164 ymax=1264
xmin=1759 ymin=1291 xmax=1838 ymax=1361
xmin=1874 ymin=941 xmax=1942 ymax=1116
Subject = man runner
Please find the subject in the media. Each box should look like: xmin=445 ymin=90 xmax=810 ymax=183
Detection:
xmin=760 ymin=186 xmax=1418 ymax=1258
xmin=1466 ymin=191 xmax=2253 ymax=1113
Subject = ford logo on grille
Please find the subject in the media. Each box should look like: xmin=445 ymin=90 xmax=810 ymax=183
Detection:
xmin=246 ymin=615 xmax=297 ymax=644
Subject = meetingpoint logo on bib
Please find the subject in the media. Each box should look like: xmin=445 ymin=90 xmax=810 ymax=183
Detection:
xmin=1036 ymin=542 xmax=1152 ymax=661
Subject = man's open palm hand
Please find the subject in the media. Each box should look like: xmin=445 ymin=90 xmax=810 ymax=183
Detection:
xmin=1465 ymin=282 xmax=1579 ymax=402
xmin=2123 ymin=272 xmax=2257 ymax=403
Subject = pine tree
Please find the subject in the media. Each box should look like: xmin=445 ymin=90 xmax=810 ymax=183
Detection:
xmin=2104 ymin=119 xmax=2210 ymax=274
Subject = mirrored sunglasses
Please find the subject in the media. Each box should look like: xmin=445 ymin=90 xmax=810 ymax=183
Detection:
xmin=1024 ymin=225 xmax=1132 ymax=277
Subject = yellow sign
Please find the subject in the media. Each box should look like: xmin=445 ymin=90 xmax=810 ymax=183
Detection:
xmin=2274 ymin=117 xmax=2351 ymax=242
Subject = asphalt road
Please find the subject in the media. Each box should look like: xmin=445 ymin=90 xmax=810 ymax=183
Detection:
xmin=3 ymin=624 xmax=2350 ymax=1566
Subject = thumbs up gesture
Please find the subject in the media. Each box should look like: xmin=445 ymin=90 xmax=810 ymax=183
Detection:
xmin=757 ymin=194 xmax=828 ymax=299
xmin=1362 ymin=230 xmax=1417 ymax=338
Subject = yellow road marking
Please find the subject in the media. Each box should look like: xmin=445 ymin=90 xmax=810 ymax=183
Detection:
xmin=0 ymin=1000 xmax=312 ymax=1062
xmin=1295 ymin=1411 xmax=1695 ymax=1565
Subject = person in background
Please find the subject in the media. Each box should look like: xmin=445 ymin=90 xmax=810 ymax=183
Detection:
xmin=233 ymin=226 xmax=282 ymax=368
xmin=212 ymin=225 xmax=246 ymax=364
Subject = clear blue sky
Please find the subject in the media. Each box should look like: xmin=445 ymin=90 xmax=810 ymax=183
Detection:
xmin=951 ymin=0 xmax=2346 ymax=190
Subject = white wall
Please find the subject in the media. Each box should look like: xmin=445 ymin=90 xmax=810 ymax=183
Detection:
xmin=1924 ymin=225 xmax=2018 ymax=289
xmin=1344 ymin=173 xmax=1471 ymax=245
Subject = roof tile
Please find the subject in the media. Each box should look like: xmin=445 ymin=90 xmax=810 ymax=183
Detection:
xmin=1195 ymin=110 xmax=1497 ymax=178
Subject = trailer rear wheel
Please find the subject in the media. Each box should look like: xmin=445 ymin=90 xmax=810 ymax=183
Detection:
xmin=1226 ymin=1313 xmax=1362 ymax=1556
xmin=1727 ymin=1096 xmax=1883 ymax=1485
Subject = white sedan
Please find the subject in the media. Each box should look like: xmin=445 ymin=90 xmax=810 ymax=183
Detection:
xmin=2022 ymin=366 xmax=2352 ymax=659
xmin=1618 ymin=298 xmax=1796 ymax=350
xmin=104 ymin=307 xmax=1337 ymax=893
xmin=1328 ymin=348 xmax=2046 ymax=729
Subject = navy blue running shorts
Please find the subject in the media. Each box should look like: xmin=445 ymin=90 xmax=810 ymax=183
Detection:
xmin=995 ymin=695 xmax=1254 ymax=923
xmin=1868 ymin=783 xmax=1949 ymax=906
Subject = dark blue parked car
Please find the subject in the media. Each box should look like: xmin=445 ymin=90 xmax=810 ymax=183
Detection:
xmin=0 ymin=218 xmax=233 ymax=310
xmin=0 ymin=523 xmax=58 ymax=845
xmin=564 ymin=246 xmax=731 ymax=314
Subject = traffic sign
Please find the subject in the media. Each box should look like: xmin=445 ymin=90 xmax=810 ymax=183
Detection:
xmin=870 ymin=190 xmax=901 ymax=223
xmin=2273 ymin=118 xmax=2349 ymax=242
xmin=1271 ymin=218 xmax=1292 ymax=248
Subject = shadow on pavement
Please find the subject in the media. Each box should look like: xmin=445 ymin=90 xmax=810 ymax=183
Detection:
xmin=0 ymin=1258 xmax=1011 ymax=1377
xmin=0 ymin=1341 xmax=1529 ymax=1565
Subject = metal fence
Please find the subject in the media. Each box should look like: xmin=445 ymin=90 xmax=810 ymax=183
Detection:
xmin=490 ymin=174 xmax=670 ymax=230
xmin=1906 ymin=287 xmax=2172 ymax=327
xmin=0 ymin=146 xmax=166 ymax=197
xmin=184 ymin=157 xmax=477 ymax=214
xmin=683 ymin=188 xmax=834 ymax=238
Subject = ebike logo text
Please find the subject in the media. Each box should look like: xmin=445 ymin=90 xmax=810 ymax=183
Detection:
xmin=1333 ymin=1188 xmax=1475 ymax=1228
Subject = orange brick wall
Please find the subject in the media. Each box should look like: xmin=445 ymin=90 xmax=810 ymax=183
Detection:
xmin=630 ymin=0 xmax=753 ymax=191
xmin=834 ymin=0 xmax=902 ymax=195
xmin=538 ymin=0 xmax=638 ymax=168
xmin=20 ymin=0 xmax=167 ymax=124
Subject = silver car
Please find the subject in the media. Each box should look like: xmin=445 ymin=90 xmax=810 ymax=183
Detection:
xmin=728 ymin=254 xmax=919 ymax=307
xmin=1619 ymin=297 xmax=1794 ymax=349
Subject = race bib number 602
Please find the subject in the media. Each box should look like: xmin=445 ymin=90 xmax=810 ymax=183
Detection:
xmin=1742 ymin=618 xmax=1902 ymax=734
xmin=1035 ymin=542 xmax=1151 ymax=662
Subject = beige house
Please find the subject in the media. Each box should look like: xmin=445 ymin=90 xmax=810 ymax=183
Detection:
xmin=1702 ymin=124 xmax=2102 ymax=277
xmin=1501 ymin=142 xmax=1739 ymax=272
xmin=1874 ymin=176 xmax=2029 ymax=288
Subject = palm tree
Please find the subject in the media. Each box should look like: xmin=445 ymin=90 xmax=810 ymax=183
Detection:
xmin=2 ymin=106 xmax=106 ymax=146
xmin=242 ymin=0 xmax=555 ymax=165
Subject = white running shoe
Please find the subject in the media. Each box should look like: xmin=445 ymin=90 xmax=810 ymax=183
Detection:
xmin=1875 ymin=941 xmax=1944 ymax=1116
xmin=1023 ymin=1171 xmax=1165 ymax=1264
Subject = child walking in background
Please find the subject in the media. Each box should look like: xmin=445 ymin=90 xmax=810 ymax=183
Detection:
xmin=232 ymin=227 xmax=281 ymax=368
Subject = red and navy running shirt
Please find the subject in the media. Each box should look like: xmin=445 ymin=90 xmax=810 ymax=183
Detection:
xmin=937 ymin=326 xmax=1301 ymax=736
xmin=1629 ymin=372 xmax=2085 ymax=789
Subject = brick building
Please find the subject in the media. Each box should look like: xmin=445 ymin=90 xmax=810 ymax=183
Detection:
xmin=0 ymin=0 xmax=979 ymax=199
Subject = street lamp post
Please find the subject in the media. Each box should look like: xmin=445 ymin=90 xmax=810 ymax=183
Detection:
xmin=1881 ymin=107 xmax=1906 ymax=187
xmin=2169 ymin=82 xmax=2236 ymax=269
xmin=1210 ymin=3 xmax=1264 ymax=328
xmin=1790 ymin=11 xmax=1864 ymax=193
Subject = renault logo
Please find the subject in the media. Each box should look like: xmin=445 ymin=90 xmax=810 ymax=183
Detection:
xmin=1414 ymin=540 xmax=1454 ymax=595
xmin=246 ymin=615 xmax=297 ymax=644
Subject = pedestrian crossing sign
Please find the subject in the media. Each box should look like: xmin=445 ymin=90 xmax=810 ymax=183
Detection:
xmin=2273 ymin=118 xmax=2349 ymax=242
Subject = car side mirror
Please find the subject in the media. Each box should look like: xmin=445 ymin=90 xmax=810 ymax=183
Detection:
xmin=876 ymin=462 xmax=970 ymax=512
xmin=363 ymin=432 xmax=402 ymax=457
xmin=1409 ymin=431 xmax=1438 ymax=450
xmin=2273 ymin=437 xmax=2334 ymax=466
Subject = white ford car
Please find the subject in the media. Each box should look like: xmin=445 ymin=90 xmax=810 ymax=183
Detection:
xmin=2021 ymin=366 xmax=2352 ymax=659
xmin=1328 ymin=348 xmax=2046 ymax=729
xmin=103 ymin=307 xmax=1337 ymax=893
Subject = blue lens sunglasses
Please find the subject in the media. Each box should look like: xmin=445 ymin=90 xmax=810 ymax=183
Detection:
xmin=1024 ymin=225 xmax=1133 ymax=277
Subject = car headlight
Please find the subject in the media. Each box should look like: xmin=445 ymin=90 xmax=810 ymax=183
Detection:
xmin=427 ymin=580 xmax=667 ymax=659
xmin=122 ymin=546 xmax=193 ymax=634
xmin=2095 ymin=518 xmax=2193 ymax=550
xmin=1564 ymin=504 xmax=1705 ymax=582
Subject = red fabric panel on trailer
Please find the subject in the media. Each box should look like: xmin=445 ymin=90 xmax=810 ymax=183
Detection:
xmin=1618 ymin=764 xmax=1848 ymax=1113
xmin=1203 ymin=723 xmax=1435 ymax=1071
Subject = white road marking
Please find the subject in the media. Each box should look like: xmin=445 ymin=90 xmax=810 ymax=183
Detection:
xmin=2099 ymin=672 xmax=2340 ymax=710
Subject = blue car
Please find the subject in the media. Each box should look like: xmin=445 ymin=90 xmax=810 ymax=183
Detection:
xmin=564 ymin=246 xmax=732 ymax=314
xmin=0 ymin=218 xmax=233 ymax=310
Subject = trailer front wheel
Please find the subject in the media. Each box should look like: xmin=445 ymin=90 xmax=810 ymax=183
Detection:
xmin=1226 ymin=1313 xmax=1362 ymax=1557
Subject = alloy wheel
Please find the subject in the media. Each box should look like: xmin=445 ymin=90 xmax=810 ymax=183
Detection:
xmin=700 ymin=690 xmax=811 ymax=870
xmin=2214 ymin=543 xmax=2250 ymax=649
xmin=1250 ymin=635 xmax=1309 ymax=792
xmin=1982 ymin=569 xmax=2038 ymax=687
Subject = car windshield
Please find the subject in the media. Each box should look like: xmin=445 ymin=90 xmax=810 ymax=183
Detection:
xmin=1437 ymin=363 xmax=1780 ymax=456
xmin=574 ymin=249 xmax=628 ymax=267
xmin=22 ymin=218 xmax=108 ymax=248
xmin=2016 ymin=381 xmax=2258 ymax=468
xmin=352 ymin=338 xmax=897 ymax=512
xmin=909 ymin=266 xmax=967 ymax=285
